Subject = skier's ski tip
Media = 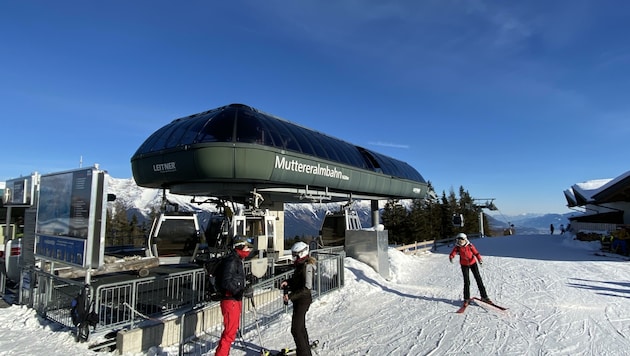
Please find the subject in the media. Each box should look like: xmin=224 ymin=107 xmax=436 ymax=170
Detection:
xmin=455 ymin=300 xmax=470 ymax=313
xmin=472 ymin=297 xmax=507 ymax=311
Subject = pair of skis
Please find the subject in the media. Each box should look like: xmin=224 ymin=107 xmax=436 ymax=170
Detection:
xmin=262 ymin=340 xmax=319 ymax=356
xmin=250 ymin=297 xmax=319 ymax=355
xmin=456 ymin=297 xmax=507 ymax=313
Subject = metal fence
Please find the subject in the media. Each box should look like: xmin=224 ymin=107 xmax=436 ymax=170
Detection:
xmin=24 ymin=248 xmax=346 ymax=352
xmin=95 ymin=266 xmax=208 ymax=330
xmin=182 ymin=248 xmax=346 ymax=354
xmin=27 ymin=265 xmax=210 ymax=332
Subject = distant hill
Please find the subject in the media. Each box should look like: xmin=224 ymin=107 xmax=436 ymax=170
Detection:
xmin=485 ymin=213 xmax=573 ymax=235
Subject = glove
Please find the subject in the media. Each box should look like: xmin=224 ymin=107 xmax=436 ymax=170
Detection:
xmin=243 ymin=285 xmax=254 ymax=299
xmin=479 ymin=260 xmax=483 ymax=266
xmin=449 ymin=257 xmax=453 ymax=264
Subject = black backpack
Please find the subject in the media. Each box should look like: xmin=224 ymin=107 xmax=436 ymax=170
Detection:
xmin=204 ymin=256 xmax=228 ymax=301
xmin=71 ymin=287 xmax=99 ymax=326
xmin=70 ymin=290 xmax=86 ymax=326
xmin=70 ymin=286 xmax=99 ymax=342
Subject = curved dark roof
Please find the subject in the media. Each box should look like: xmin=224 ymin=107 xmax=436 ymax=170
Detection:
xmin=133 ymin=103 xmax=425 ymax=183
xmin=592 ymin=174 xmax=630 ymax=204
xmin=564 ymin=171 xmax=630 ymax=208
xmin=564 ymin=171 xmax=630 ymax=225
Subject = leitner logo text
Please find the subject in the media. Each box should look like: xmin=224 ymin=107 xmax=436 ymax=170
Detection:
xmin=153 ymin=162 xmax=177 ymax=173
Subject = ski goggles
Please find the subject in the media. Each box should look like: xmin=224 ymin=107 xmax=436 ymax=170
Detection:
xmin=234 ymin=237 xmax=254 ymax=249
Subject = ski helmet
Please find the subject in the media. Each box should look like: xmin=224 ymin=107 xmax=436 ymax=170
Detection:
xmin=233 ymin=236 xmax=253 ymax=249
xmin=291 ymin=241 xmax=309 ymax=262
xmin=456 ymin=233 xmax=468 ymax=246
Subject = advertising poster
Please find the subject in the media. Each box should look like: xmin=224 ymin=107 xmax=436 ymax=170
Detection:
xmin=35 ymin=168 xmax=99 ymax=268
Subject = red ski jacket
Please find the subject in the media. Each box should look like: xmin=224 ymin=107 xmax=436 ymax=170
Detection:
xmin=449 ymin=243 xmax=482 ymax=266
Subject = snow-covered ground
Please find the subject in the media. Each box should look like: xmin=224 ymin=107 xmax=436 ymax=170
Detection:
xmin=2 ymin=233 xmax=630 ymax=355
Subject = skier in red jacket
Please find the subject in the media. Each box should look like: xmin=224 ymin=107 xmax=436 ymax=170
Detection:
xmin=449 ymin=233 xmax=491 ymax=306
xmin=215 ymin=236 xmax=254 ymax=356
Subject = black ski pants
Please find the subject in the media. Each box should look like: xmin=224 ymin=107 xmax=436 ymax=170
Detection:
xmin=461 ymin=263 xmax=488 ymax=300
xmin=291 ymin=295 xmax=312 ymax=356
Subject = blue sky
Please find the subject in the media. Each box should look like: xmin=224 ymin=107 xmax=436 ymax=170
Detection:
xmin=2 ymin=1 xmax=629 ymax=216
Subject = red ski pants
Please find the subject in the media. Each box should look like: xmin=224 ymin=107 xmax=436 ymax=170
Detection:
xmin=215 ymin=299 xmax=242 ymax=356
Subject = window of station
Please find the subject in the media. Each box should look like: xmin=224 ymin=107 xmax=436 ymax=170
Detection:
xmin=267 ymin=118 xmax=301 ymax=152
xmin=358 ymin=147 xmax=381 ymax=172
xmin=183 ymin=112 xmax=216 ymax=144
xmin=402 ymin=164 xmax=425 ymax=181
xmin=328 ymin=139 xmax=358 ymax=166
xmin=256 ymin=115 xmax=284 ymax=149
xmin=235 ymin=111 xmax=263 ymax=143
xmin=307 ymin=131 xmax=333 ymax=161
xmin=286 ymin=124 xmax=317 ymax=156
xmin=196 ymin=110 xmax=236 ymax=143
xmin=135 ymin=127 xmax=167 ymax=154
xmin=257 ymin=116 xmax=285 ymax=149
xmin=143 ymin=121 xmax=180 ymax=152
xmin=370 ymin=152 xmax=403 ymax=177
xmin=166 ymin=115 xmax=209 ymax=148
xmin=337 ymin=141 xmax=367 ymax=168
xmin=382 ymin=161 xmax=404 ymax=178
xmin=368 ymin=151 xmax=425 ymax=181
xmin=327 ymin=139 xmax=351 ymax=165
xmin=318 ymin=135 xmax=342 ymax=163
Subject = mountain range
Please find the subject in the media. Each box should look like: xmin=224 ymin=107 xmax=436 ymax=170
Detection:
xmin=106 ymin=176 xmax=572 ymax=240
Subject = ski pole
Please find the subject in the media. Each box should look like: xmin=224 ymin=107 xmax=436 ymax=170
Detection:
xmin=249 ymin=297 xmax=268 ymax=355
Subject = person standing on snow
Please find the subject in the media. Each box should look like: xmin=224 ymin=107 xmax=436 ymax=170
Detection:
xmin=215 ymin=236 xmax=254 ymax=356
xmin=550 ymin=224 xmax=555 ymax=235
xmin=280 ymin=242 xmax=317 ymax=356
xmin=449 ymin=233 xmax=491 ymax=306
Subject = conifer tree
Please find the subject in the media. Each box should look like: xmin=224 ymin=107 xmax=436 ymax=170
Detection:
xmin=381 ymin=199 xmax=409 ymax=244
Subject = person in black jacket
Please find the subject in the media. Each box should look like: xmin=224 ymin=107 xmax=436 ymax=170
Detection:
xmin=215 ymin=236 xmax=253 ymax=356
xmin=280 ymin=241 xmax=317 ymax=356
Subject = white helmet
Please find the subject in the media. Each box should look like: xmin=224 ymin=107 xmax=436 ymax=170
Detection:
xmin=456 ymin=233 xmax=468 ymax=246
xmin=291 ymin=241 xmax=309 ymax=262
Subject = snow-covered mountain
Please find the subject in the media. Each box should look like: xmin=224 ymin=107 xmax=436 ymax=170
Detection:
xmin=105 ymin=176 xmax=221 ymax=230
xmin=107 ymin=177 xmax=570 ymax=239
xmin=485 ymin=212 xmax=573 ymax=234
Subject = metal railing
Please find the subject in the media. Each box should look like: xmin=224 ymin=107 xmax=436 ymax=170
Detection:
xmin=27 ymin=266 xmax=208 ymax=332
xmin=395 ymin=240 xmax=434 ymax=254
xmin=178 ymin=249 xmax=346 ymax=354
xmin=95 ymin=267 xmax=207 ymax=330
xmin=30 ymin=270 xmax=84 ymax=327
xmin=24 ymin=249 xmax=346 ymax=352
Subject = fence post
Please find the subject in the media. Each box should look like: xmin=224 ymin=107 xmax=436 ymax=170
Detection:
xmin=316 ymin=260 xmax=321 ymax=299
